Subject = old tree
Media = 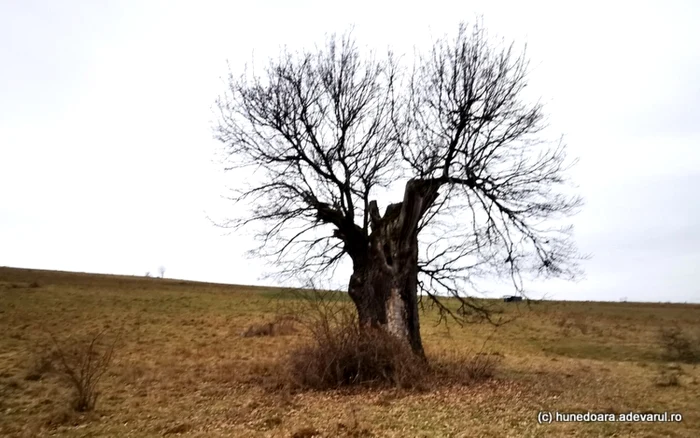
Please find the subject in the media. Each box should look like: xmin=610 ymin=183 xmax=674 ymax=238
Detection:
xmin=215 ymin=24 xmax=582 ymax=357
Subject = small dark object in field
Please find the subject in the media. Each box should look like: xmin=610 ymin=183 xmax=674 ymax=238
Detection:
xmin=503 ymin=296 xmax=522 ymax=302
xmin=28 ymin=281 xmax=41 ymax=288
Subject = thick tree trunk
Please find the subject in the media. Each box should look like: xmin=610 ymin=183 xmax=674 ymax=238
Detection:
xmin=346 ymin=179 xmax=441 ymax=358
xmin=347 ymin=237 xmax=424 ymax=356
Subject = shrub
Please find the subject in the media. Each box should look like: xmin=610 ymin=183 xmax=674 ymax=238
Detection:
xmin=658 ymin=326 xmax=700 ymax=364
xmin=47 ymin=328 xmax=120 ymax=411
xmin=286 ymin=311 xmax=424 ymax=389
xmin=276 ymin=284 xmax=499 ymax=390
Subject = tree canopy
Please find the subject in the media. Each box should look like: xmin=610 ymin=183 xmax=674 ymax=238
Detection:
xmin=214 ymin=22 xmax=583 ymax=337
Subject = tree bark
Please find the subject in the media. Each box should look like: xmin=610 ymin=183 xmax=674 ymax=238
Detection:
xmin=346 ymin=179 xmax=441 ymax=357
xmin=347 ymin=237 xmax=424 ymax=356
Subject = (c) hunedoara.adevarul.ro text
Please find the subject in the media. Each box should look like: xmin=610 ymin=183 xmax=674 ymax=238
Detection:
xmin=537 ymin=411 xmax=683 ymax=424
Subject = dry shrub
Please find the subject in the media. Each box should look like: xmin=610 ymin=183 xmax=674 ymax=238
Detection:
xmin=280 ymin=290 xmax=424 ymax=389
xmin=287 ymin=319 xmax=424 ymax=389
xmin=284 ymin=307 xmax=500 ymax=389
xmin=658 ymin=325 xmax=700 ymax=364
xmin=274 ymin=283 xmax=500 ymax=391
xmin=47 ymin=328 xmax=121 ymax=411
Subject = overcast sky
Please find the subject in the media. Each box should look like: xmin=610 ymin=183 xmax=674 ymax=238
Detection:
xmin=1 ymin=0 xmax=699 ymax=303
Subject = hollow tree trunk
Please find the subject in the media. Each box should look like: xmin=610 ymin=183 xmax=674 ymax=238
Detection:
xmin=348 ymin=235 xmax=423 ymax=356
xmin=346 ymin=179 xmax=441 ymax=358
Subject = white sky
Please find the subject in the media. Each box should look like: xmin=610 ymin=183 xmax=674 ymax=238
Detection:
xmin=1 ymin=0 xmax=699 ymax=302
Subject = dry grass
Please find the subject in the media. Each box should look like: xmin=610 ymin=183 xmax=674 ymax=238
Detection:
xmin=1 ymin=266 xmax=699 ymax=437
xmin=240 ymin=316 xmax=298 ymax=338
xmin=657 ymin=325 xmax=700 ymax=363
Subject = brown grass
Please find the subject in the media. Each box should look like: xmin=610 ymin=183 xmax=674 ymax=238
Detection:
xmin=1 ymin=266 xmax=699 ymax=437
xmin=291 ymin=426 xmax=322 ymax=438
xmin=240 ymin=316 xmax=298 ymax=338
xmin=657 ymin=325 xmax=700 ymax=363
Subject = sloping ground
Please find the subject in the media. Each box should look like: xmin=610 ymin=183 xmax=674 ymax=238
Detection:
xmin=0 ymin=266 xmax=698 ymax=437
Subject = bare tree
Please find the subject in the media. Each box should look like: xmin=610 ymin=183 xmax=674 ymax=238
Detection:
xmin=158 ymin=266 xmax=166 ymax=279
xmin=214 ymin=22 xmax=583 ymax=357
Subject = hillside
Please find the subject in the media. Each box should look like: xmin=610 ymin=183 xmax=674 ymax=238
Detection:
xmin=1 ymin=266 xmax=698 ymax=437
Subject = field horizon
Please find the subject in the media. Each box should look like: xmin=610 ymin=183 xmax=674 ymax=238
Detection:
xmin=2 ymin=265 xmax=696 ymax=306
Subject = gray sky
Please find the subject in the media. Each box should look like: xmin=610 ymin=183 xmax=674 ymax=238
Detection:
xmin=1 ymin=0 xmax=699 ymax=302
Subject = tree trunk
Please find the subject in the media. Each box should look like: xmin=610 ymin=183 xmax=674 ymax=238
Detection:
xmin=346 ymin=179 xmax=441 ymax=357
xmin=347 ymin=236 xmax=424 ymax=356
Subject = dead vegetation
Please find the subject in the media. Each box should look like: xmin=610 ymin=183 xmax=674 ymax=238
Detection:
xmin=291 ymin=426 xmax=322 ymax=438
xmin=274 ymin=287 xmax=502 ymax=390
xmin=240 ymin=316 xmax=298 ymax=338
xmin=657 ymin=325 xmax=700 ymax=364
xmin=45 ymin=328 xmax=121 ymax=412
xmin=654 ymin=364 xmax=683 ymax=387
xmin=24 ymin=349 xmax=56 ymax=382
xmin=335 ymin=406 xmax=374 ymax=437
xmin=1 ymin=267 xmax=699 ymax=437
xmin=163 ymin=422 xmax=193 ymax=435
xmin=286 ymin=318 xmax=425 ymax=389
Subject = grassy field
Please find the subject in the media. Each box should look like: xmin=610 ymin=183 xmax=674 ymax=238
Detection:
xmin=1 ymin=266 xmax=698 ymax=437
